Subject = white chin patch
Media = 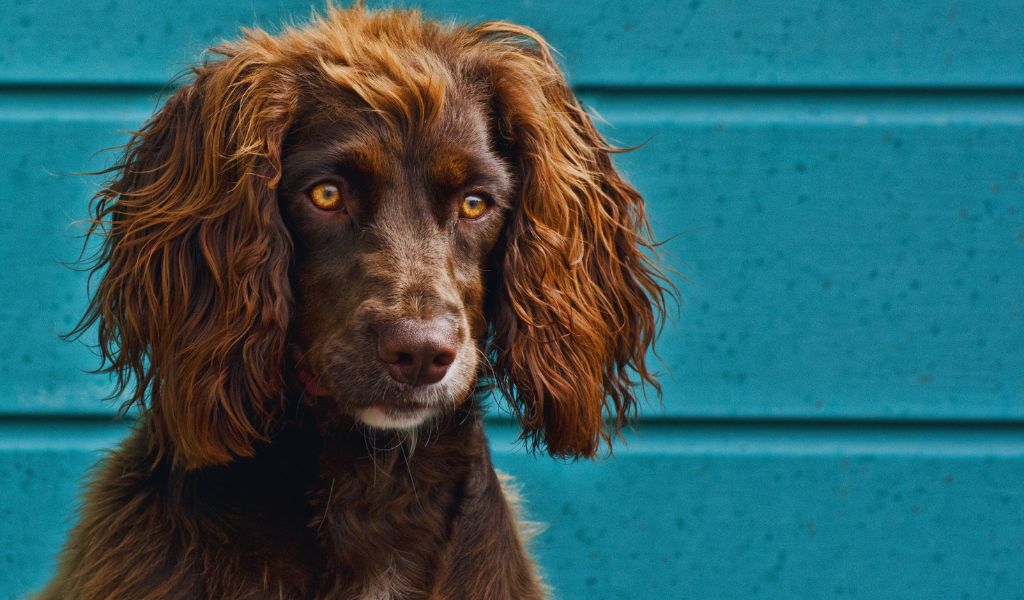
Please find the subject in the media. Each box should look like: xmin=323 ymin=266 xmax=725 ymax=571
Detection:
xmin=357 ymin=406 xmax=435 ymax=430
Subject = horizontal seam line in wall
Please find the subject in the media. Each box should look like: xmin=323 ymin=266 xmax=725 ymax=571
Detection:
xmin=575 ymin=84 xmax=1024 ymax=97
xmin=2 ymin=418 xmax=1022 ymax=455
xmin=2 ymin=413 xmax=1023 ymax=430
xmin=5 ymin=86 xmax=1024 ymax=125
xmin=487 ymin=415 xmax=1024 ymax=432
xmin=0 ymin=82 xmax=178 ymax=94
xmin=2 ymin=82 xmax=1024 ymax=96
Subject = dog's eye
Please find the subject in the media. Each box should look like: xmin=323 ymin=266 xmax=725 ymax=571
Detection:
xmin=308 ymin=182 xmax=344 ymax=211
xmin=459 ymin=194 xmax=489 ymax=220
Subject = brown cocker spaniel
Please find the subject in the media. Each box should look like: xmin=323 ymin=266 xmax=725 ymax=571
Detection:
xmin=39 ymin=5 xmax=667 ymax=599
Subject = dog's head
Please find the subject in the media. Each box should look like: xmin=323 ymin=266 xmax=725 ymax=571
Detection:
xmin=77 ymin=7 xmax=667 ymax=469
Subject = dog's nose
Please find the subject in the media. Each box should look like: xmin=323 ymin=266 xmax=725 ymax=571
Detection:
xmin=376 ymin=319 xmax=458 ymax=386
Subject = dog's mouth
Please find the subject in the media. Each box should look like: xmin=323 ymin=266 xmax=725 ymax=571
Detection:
xmin=292 ymin=349 xmax=459 ymax=430
xmin=296 ymin=363 xmax=331 ymax=397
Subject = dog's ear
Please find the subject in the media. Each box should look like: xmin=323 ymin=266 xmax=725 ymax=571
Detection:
xmin=474 ymin=24 xmax=669 ymax=458
xmin=72 ymin=39 xmax=297 ymax=469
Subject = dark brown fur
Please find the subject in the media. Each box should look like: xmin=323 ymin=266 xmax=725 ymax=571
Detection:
xmin=40 ymin=6 xmax=667 ymax=599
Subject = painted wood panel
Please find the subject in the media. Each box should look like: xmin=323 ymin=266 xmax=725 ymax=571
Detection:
xmin=1 ymin=423 xmax=1021 ymax=600
xmin=1 ymin=1 xmax=1022 ymax=87
xmin=600 ymin=91 xmax=1024 ymax=421
xmin=1 ymin=92 xmax=1020 ymax=419
xmin=0 ymin=93 xmax=156 ymax=416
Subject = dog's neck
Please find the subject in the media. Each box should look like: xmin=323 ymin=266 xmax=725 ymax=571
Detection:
xmin=132 ymin=393 xmax=527 ymax=598
xmin=157 ymin=394 xmax=501 ymax=596
xmin=299 ymin=395 xmax=498 ymax=596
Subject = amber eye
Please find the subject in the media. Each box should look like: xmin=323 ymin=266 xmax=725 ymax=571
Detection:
xmin=309 ymin=182 xmax=344 ymax=211
xmin=459 ymin=194 xmax=489 ymax=219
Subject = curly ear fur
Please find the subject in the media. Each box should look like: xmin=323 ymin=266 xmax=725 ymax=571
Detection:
xmin=71 ymin=36 xmax=297 ymax=469
xmin=475 ymin=24 xmax=669 ymax=458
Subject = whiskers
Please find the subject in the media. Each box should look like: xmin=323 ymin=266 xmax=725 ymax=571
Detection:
xmin=317 ymin=477 xmax=336 ymax=534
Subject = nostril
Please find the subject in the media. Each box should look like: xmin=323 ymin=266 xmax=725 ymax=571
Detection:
xmin=432 ymin=350 xmax=456 ymax=367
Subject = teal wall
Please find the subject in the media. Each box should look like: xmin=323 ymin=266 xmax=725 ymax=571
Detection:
xmin=1 ymin=1 xmax=1023 ymax=598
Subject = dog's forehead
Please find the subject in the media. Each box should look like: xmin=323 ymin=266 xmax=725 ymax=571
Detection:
xmin=289 ymin=88 xmax=494 ymax=172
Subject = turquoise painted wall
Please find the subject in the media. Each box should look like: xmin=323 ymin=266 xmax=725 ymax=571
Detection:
xmin=1 ymin=1 xmax=1023 ymax=598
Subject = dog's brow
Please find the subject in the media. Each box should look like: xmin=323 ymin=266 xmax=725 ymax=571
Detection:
xmin=341 ymin=145 xmax=386 ymax=179
xmin=429 ymin=153 xmax=513 ymax=198
xmin=430 ymin=152 xmax=470 ymax=188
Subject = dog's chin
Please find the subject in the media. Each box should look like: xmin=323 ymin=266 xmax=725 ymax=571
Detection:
xmin=356 ymin=404 xmax=439 ymax=430
xmin=351 ymin=377 xmax=471 ymax=430
xmin=349 ymin=372 xmax=476 ymax=430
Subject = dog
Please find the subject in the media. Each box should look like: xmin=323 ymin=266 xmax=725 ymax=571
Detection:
xmin=38 ymin=5 xmax=666 ymax=599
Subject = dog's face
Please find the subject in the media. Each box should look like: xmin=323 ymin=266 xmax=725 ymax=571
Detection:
xmin=76 ymin=7 xmax=666 ymax=469
xmin=278 ymin=93 xmax=511 ymax=429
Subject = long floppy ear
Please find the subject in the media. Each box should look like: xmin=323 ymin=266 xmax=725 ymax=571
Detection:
xmin=473 ymin=24 xmax=669 ymax=458
xmin=72 ymin=38 xmax=297 ymax=469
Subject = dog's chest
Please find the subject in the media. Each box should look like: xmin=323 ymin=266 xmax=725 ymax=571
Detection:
xmin=359 ymin=570 xmax=407 ymax=600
